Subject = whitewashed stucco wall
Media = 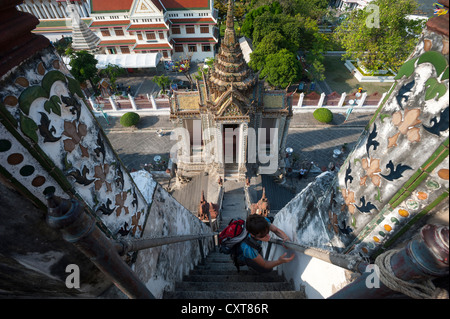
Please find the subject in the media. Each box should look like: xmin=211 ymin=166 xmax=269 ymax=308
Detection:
xmin=130 ymin=170 xmax=214 ymax=298
xmin=266 ymin=172 xmax=354 ymax=299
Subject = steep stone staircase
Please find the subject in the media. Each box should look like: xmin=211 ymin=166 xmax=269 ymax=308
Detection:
xmin=164 ymin=180 xmax=305 ymax=299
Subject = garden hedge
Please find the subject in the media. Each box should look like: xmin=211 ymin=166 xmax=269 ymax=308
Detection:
xmin=313 ymin=108 xmax=333 ymax=123
xmin=120 ymin=112 xmax=140 ymax=127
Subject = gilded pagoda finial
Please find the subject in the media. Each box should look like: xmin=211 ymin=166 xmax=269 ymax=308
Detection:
xmin=224 ymin=0 xmax=236 ymax=46
xmin=226 ymin=0 xmax=235 ymax=30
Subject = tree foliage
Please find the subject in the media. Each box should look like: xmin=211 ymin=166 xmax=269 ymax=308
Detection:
xmin=120 ymin=112 xmax=140 ymax=128
xmin=313 ymin=108 xmax=333 ymax=123
xmin=248 ymin=9 xmax=329 ymax=83
xmin=215 ymin=0 xmax=250 ymax=35
xmin=260 ymin=49 xmax=302 ymax=88
xmin=152 ymin=75 xmax=172 ymax=94
xmin=217 ymin=0 xmax=330 ymax=86
xmin=68 ymin=50 xmax=99 ymax=94
xmin=99 ymin=64 xmax=125 ymax=92
xmin=249 ymin=30 xmax=293 ymax=71
xmin=334 ymin=0 xmax=425 ymax=72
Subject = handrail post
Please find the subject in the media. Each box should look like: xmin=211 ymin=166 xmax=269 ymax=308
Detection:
xmin=46 ymin=193 xmax=155 ymax=299
xmin=265 ymin=241 xmax=272 ymax=260
xmin=198 ymin=239 xmax=206 ymax=265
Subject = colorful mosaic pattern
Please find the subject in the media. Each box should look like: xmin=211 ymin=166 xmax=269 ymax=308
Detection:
xmin=336 ymin=33 xmax=449 ymax=257
xmin=0 ymin=47 xmax=148 ymax=238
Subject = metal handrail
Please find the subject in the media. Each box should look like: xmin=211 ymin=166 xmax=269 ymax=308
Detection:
xmin=268 ymin=238 xmax=367 ymax=274
xmin=117 ymin=233 xmax=218 ymax=255
xmin=46 ymin=193 xmax=218 ymax=299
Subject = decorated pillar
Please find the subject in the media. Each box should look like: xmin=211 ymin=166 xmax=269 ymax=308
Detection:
xmin=215 ymin=122 xmax=224 ymax=174
xmin=337 ymin=2 xmax=449 ymax=258
xmin=238 ymin=122 xmax=248 ymax=179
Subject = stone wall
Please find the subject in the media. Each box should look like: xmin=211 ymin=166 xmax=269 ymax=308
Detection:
xmin=267 ymin=14 xmax=449 ymax=298
xmin=339 ymin=28 xmax=449 ymax=257
xmin=131 ymin=172 xmax=214 ymax=298
xmin=268 ymin=171 xmax=354 ymax=298
xmin=0 ymin=39 xmax=212 ymax=298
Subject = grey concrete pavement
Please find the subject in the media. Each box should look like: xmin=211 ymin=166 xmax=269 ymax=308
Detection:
xmin=100 ymin=111 xmax=374 ymax=172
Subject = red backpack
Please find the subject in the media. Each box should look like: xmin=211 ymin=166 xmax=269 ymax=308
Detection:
xmin=218 ymin=219 xmax=248 ymax=254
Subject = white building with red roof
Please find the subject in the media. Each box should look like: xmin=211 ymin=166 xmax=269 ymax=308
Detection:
xmin=89 ymin=0 xmax=218 ymax=62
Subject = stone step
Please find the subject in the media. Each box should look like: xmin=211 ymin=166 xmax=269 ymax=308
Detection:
xmin=205 ymin=256 xmax=233 ymax=263
xmin=164 ymin=290 xmax=305 ymax=299
xmin=189 ymin=268 xmax=270 ymax=276
xmin=174 ymin=281 xmax=293 ymax=292
xmin=182 ymin=274 xmax=285 ymax=283
xmin=196 ymin=262 xmax=246 ymax=272
xmin=222 ymin=199 xmax=245 ymax=207
xmin=219 ymin=215 xmax=247 ymax=224
xmin=223 ymin=189 xmax=244 ymax=195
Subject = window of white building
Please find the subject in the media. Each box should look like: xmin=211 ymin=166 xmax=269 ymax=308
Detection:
xmin=188 ymin=44 xmax=197 ymax=52
xmin=185 ymin=25 xmax=195 ymax=34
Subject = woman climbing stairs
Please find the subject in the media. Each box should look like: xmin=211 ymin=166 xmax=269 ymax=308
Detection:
xmin=164 ymin=180 xmax=305 ymax=299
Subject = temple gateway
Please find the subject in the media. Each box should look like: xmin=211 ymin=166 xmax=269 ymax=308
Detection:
xmin=169 ymin=0 xmax=293 ymax=181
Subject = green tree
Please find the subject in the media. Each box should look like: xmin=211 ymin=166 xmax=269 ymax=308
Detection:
xmin=152 ymin=75 xmax=172 ymax=94
xmin=241 ymin=1 xmax=282 ymax=39
xmin=246 ymin=0 xmax=328 ymax=20
xmin=68 ymin=50 xmax=99 ymax=94
xmin=260 ymin=49 xmax=302 ymax=88
xmin=249 ymin=30 xmax=293 ymax=71
xmin=214 ymin=0 xmax=228 ymax=32
xmin=99 ymin=64 xmax=125 ymax=93
xmin=334 ymin=0 xmax=425 ymax=72
xmin=54 ymin=37 xmax=72 ymax=57
xmin=289 ymin=0 xmax=329 ymax=20
xmin=194 ymin=58 xmax=215 ymax=81
xmin=250 ymin=12 xmax=328 ymax=81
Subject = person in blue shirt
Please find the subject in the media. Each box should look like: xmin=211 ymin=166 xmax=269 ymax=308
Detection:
xmin=238 ymin=214 xmax=294 ymax=273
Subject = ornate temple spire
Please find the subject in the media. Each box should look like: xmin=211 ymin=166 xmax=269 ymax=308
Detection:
xmin=206 ymin=0 xmax=257 ymax=98
xmin=224 ymin=0 xmax=237 ymax=46
xmin=66 ymin=0 xmax=100 ymax=52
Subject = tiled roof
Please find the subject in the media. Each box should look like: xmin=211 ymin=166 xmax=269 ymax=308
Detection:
xmin=90 ymin=20 xmax=131 ymax=28
xmin=98 ymin=39 xmax=137 ymax=46
xmin=127 ymin=24 xmax=168 ymax=31
xmin=90 ymin=0 xmax=134 ymax=12
xmin=170 ymin=18 xmax=216 ymax=24
xmin=91 ymin=0 xmax=210 ymax=12
xmin=163 ymin=0 xmax=210 ymax=10
xmin=172 ymin=37 xmax=217 ymax=43
xmin=134 ymin=43 xmax=172 ymax=50
xmin=34 ymin=18 xmax=91 ymax=32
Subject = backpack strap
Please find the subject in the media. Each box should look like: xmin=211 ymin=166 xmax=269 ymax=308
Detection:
xmin=243 ymin=236 xmax=262 ymax=255
xmin=231 ymin=236 xmax=263 ymax=273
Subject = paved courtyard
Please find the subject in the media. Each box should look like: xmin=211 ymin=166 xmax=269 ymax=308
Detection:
xmin=101 ymin=111 xmax=373 ymax=173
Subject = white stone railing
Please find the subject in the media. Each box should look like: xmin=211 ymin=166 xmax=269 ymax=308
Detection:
xmin=344 ymin=60 xmax=396 ymax=83
xmin=87 ymin=86 xmax=390 ymax=117
xmin=292 ymin=90 xmax=388 ymax=113
xmin=88 ymin=94 xmax=171 ymax=116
